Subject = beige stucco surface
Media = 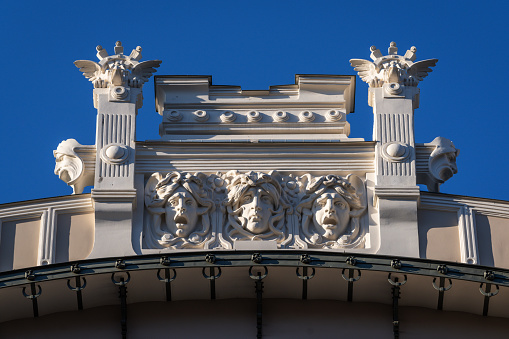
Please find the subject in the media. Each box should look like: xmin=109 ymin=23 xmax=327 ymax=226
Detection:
xmin=0 ymin=218 xmax=40 ymax=271
xmin=476 ymin=214 xmax=509 ymax=268
xmin=56 ymin=212 xmax=94 ymax=262
xmin=418 ymin=209 xmax=460 ymax=262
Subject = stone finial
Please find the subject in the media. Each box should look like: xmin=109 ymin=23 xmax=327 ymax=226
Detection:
xmin=350 ymin=42 xmax=438 ymax=88
xmin=74 ymin=41 xmax=161 ymax=89
xmin=388 ymin=41 xmax=398 ymax=55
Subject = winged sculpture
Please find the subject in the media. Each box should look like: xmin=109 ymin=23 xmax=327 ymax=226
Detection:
xmin=350 ymin=42 xmax=437 ymax=87
xmin=74 ymin=41 xmax=161 ymax=89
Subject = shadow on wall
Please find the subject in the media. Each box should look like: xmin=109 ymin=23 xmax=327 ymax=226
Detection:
xmin=418 ymin=209 xmax=460 ymax=262
xmin=476 ymin=214 xmax=495 ymax=267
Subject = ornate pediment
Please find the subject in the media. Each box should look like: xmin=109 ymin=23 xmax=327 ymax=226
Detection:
xmin=143 ymin=171 xmax=368 ymax=250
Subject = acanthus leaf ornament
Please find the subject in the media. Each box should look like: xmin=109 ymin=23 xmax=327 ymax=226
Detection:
xmin=350 ymin=42 xmax=438 ymax=88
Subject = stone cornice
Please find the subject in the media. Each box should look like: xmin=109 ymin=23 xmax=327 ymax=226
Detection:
xmin=135 ymin=141 xmax=376 ymax=175
xmin=0 ymin=194 xmax=93 ymax=221
xmin=420 ymin=192 xmax=509 ymax=218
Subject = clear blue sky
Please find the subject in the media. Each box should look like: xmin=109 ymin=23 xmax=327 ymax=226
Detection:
xmin=1 ymin=1 xmax=508 ymax=204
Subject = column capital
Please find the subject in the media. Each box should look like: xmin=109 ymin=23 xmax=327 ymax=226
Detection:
xmin=350 ymin=42 xmax=437 ymax=103
xmin=74 ymin=41 xmax=161 ymax=108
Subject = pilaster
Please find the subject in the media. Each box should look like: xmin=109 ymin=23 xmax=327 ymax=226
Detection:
xmin=351 ymin=42 xmax=437 ymax=257
xmin=74 ymin=41 xmax=161 ymax=258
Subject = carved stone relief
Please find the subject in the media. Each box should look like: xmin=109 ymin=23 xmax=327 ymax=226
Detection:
xmin=416 ymin=137 xmax=459 ymax=193
xmin=54 ymin=139 xmax=95 ymax=194
xmin=144 ymin=172 xmax=215 ymax=249
xmin=429 ymin=137 xmax=459 ymax=183
xmin=143 ymin=171 xmax=369 ymax=250
xmin=297 ymin=175 xmax=367 ymax=249
xmin=74 ymin=41 xmax=161 ymax=90
xmin=350 ymin=42 xmax=438 ymax=88
xmin=223 ymin=171 xmax=290 ymax=245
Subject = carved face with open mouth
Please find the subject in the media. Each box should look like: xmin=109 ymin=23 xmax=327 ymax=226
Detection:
xmin=240 ymin=187 xmax=275 ymax=234
xmin=312 ymin=191 xmax=351 ymax=241
xmin=54 ymin=153 xmax=78 ymax=184
xmin=164 ymin=187 xmax=200 ymax=238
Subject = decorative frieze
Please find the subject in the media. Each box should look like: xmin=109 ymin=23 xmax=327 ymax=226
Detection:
xmin=145 ymin=172 xmax=215 ymax=249
xmin=297 ymin=174 xmax=367 ymax=249
xmin=143 ymin=171 xmax=368 ymax=250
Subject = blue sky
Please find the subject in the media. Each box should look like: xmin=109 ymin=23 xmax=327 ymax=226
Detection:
xmin=1 ymin=1 xmax=508 ymax=204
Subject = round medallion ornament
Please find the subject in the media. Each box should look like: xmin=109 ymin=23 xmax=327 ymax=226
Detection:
xmin=326 ymin=110 xmax=343 ymax=122
xmin=273 ymin=111 xmax=289 ymax=122
xmin=385 ymin=82 xmax=403 ymax=95
xmin=247 ymin=111 xmax=262 ymax=122
xmin=381 ymin=142 xmax=410 ymax=162
xmin=299 ymin=111 xmax=315 ymax=122
xmin=166 ymin=110 xmax=182 ymax=122
xmin=100 ymin=143 xmax=129 ymax=164
xmin=111 ymin=86 xmax=129 ymax=100
xmin=193 ymin=110 xmax=209 ymax=122
xmin=220 ymin=111 xmax=236 ymax=123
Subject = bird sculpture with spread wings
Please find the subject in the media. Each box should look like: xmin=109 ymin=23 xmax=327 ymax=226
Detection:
xmin=74 ymin=41 xmax=161 ymax=89
xmin=350 ymin=42 xmax=437 ymax=88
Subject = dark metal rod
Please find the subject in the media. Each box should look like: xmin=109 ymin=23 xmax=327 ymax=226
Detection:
xmin=392 ymin=278 xmax=400 ymax=339
xmin=164 ymin=268 xmax=172 ymax=302
xmin=210 ymin=267 xmax=216 ymax=300
xmin=255 ymin=272 xmax=263 ymax=339
xmin=119 ymin=277 xmax=127 ymax=339
xmin=347 ymin=269 xmax=354 ymax=302
xmin=302 ymin=267 xmax=308 ymax=300
xmin=30 ymin=282 xmax=38 ymax=318
xmin=4 ymin=251 xmax=509 ymax=290
xmin=75 ymin=276 xmax=83 ymax=310
xmin=437 ymin=277 xmax=445 ymax=310
xmin=483 ymin=283 xmax=491 ymax=316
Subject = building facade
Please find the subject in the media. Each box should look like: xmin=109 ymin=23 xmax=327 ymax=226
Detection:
xmin=0 ymin=41 xmax=508 ymax=338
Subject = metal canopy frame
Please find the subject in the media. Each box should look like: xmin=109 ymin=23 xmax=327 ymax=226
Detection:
xmin=5 ymin=250 xmax=508 ymax=338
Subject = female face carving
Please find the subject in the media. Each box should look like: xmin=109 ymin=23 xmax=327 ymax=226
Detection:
xmin=312 ymin=191 xmax=351 ymax=241
xmin=164 ymin=187 xmax=199 ymax=238
xmin=239 ymin=187 xmax=275 ymax=234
